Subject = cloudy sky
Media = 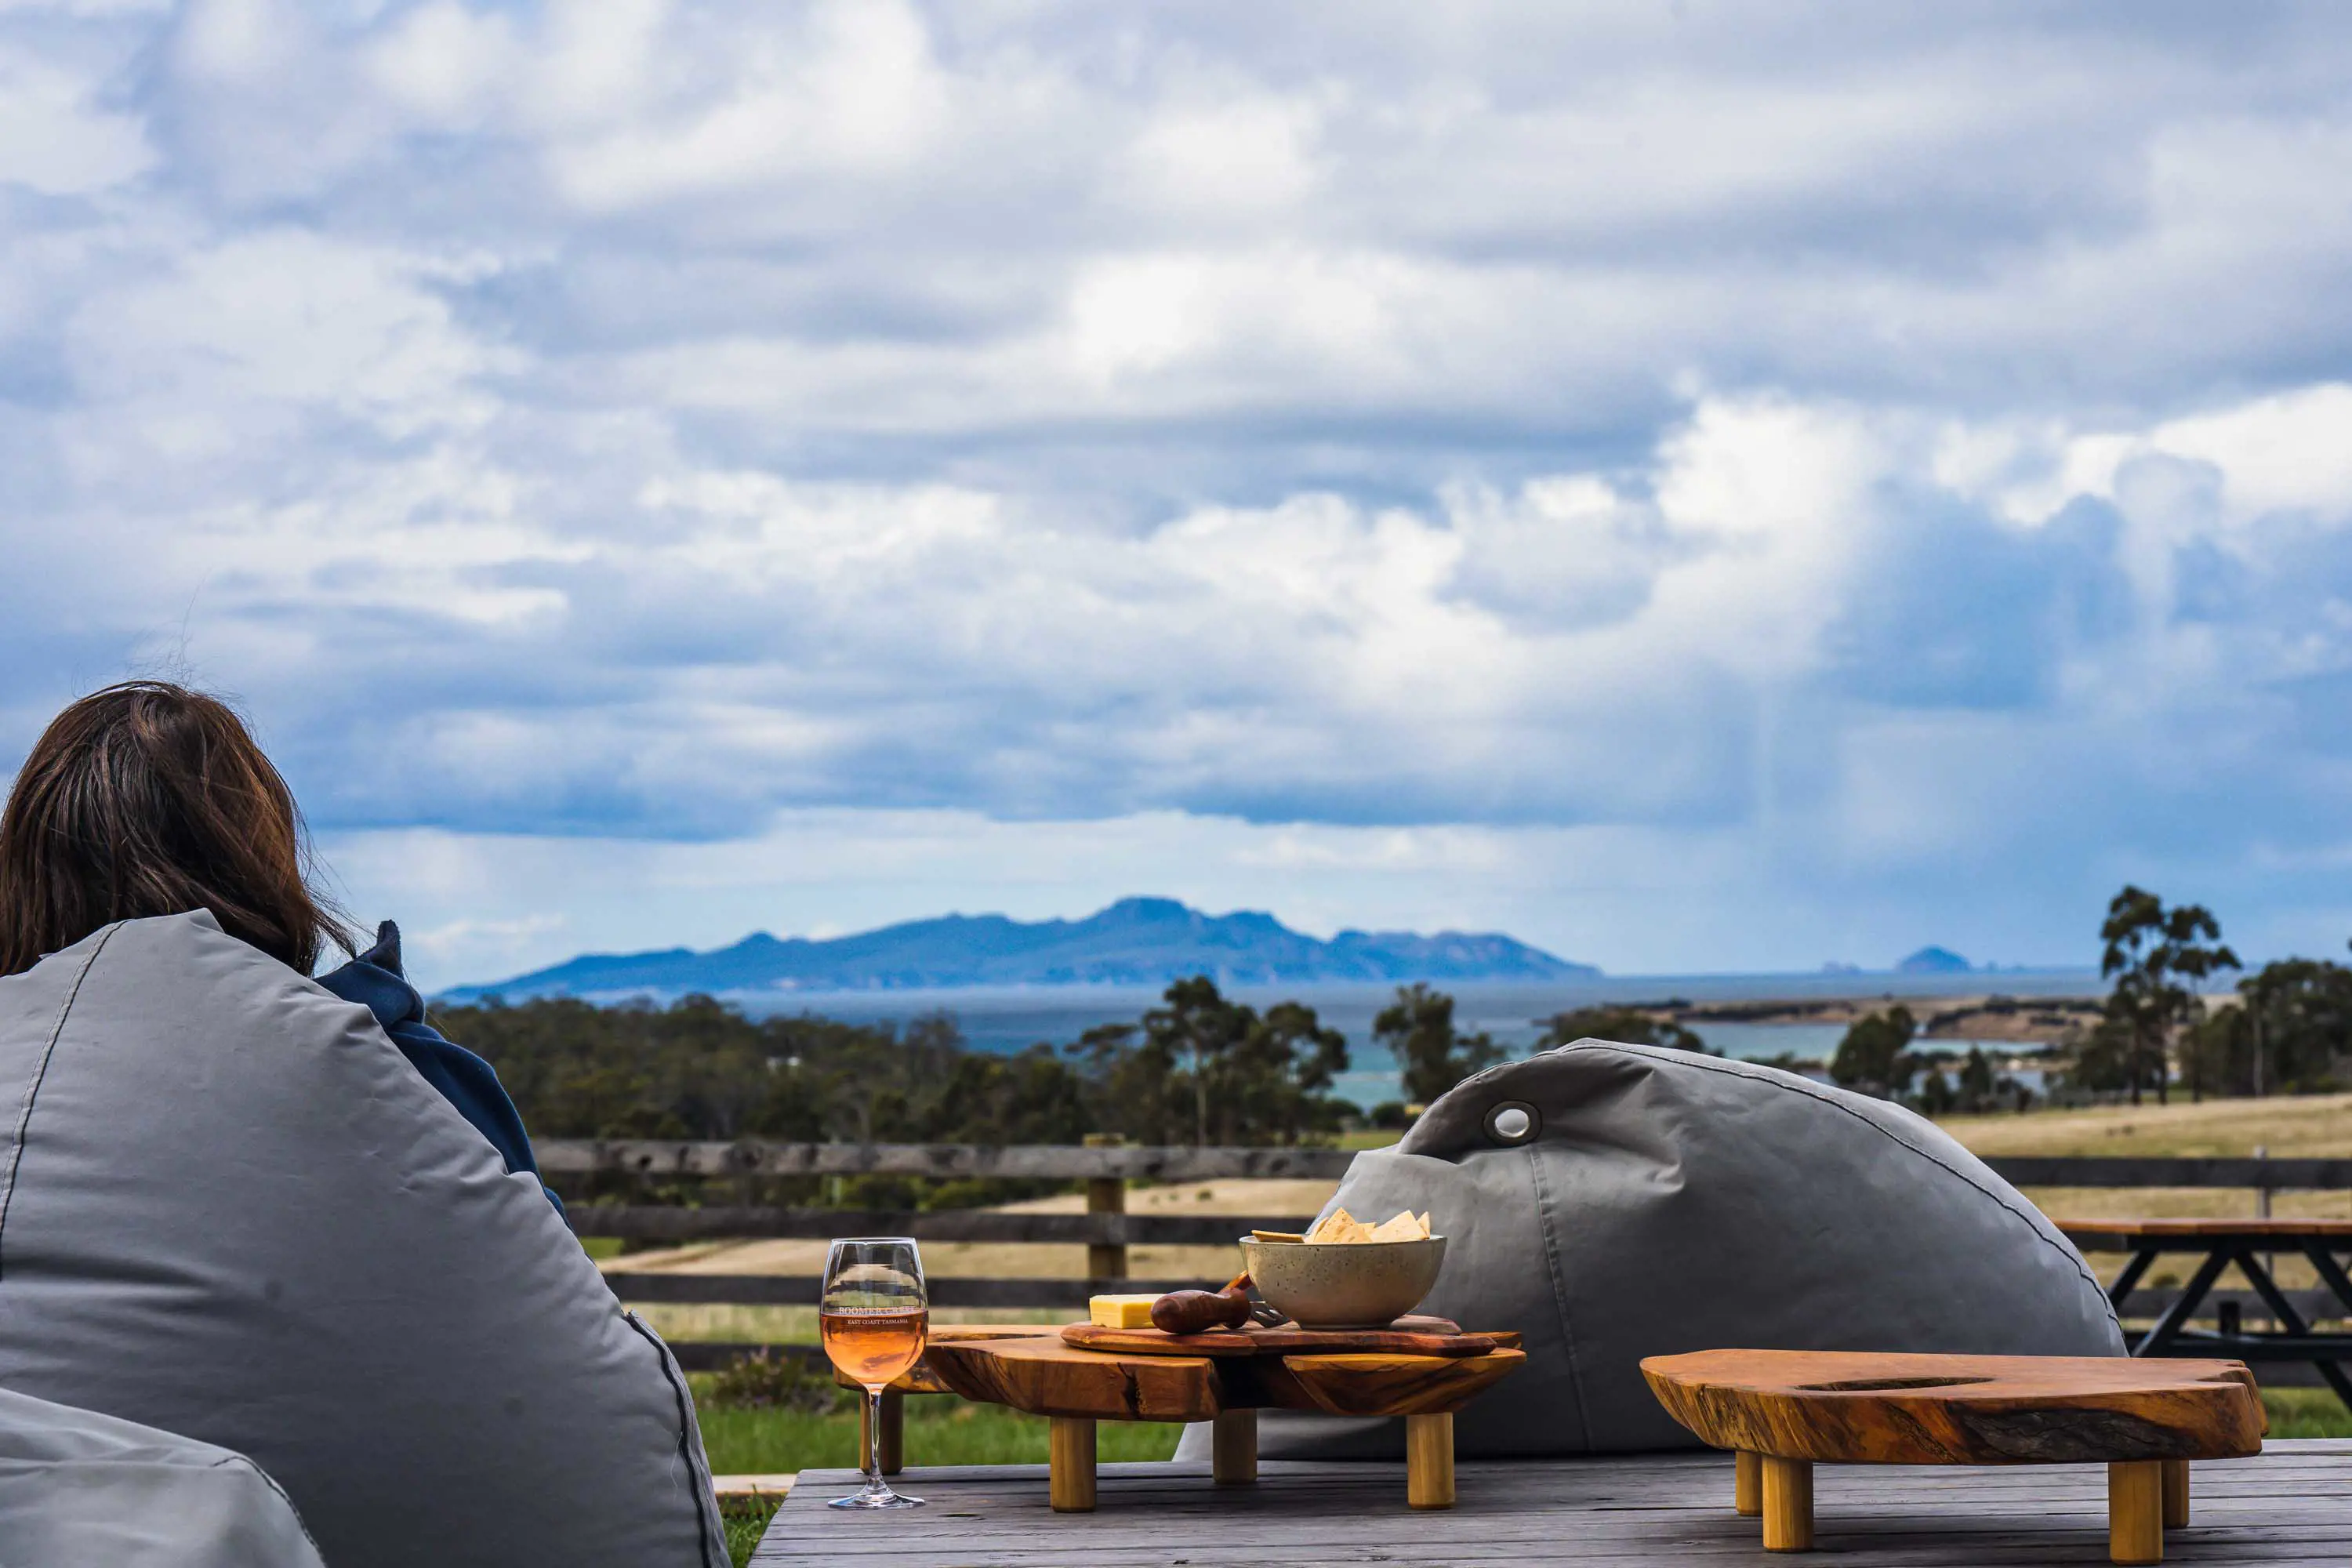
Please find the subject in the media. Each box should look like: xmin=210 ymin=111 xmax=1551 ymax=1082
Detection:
xmin=5 ymin=1 xmax=2352 ymax=989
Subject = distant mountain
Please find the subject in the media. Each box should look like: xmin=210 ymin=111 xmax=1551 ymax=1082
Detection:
xmin=443 ymin=896 xmax=1599 ymax=1002
xmin=1896 ymin=946 xmax=1973 ymax=974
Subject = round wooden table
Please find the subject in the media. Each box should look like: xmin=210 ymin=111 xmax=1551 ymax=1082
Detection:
xmin=1642 ymin=1349 xmax=2265 ymax=1565
xmin=910 ymin=1324 xmax=1524 ymax=1512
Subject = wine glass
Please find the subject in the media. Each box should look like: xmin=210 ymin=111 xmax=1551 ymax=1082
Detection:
xmin=820 ymin=1237 xmax=928 ymax=1510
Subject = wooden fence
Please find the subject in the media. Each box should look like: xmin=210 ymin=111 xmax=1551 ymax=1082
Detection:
xmin=546 ymin=1141 xmax=2352 ymax=1369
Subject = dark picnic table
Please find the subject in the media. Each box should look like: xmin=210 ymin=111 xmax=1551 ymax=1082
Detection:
xmin=2062 ymin=1218 xmax=2352 ymax=1404
xmin=751 ymin=1443 xmax=2352 ymax=1565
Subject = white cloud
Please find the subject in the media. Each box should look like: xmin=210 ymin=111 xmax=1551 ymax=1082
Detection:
xmin=544 ymin=0 xmax=956 ymax=208
xmin=1120 ymin=85 xmax=1324 ymax=223
xmin=7 ymin=3 xmax=2352 ymax=971
xmin=0 ymin=47 xmax=150 ymax=193
xmin=365 ymin=2 xmax=518 ymax=127
xmin=61 ymin=229 xmax=502 ymax=463
xmin=2101 ymin=386 xmax=2352 ymax=526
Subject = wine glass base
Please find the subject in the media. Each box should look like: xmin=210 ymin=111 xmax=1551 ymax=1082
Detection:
xmin=828 ymin=1489 xmax=924 ymax=1510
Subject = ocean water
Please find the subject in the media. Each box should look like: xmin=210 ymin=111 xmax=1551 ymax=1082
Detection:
xmin=736 ymin=970 xmax=2092 ymax=1108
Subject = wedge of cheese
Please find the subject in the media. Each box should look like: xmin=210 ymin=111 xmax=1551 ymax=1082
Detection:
xmin=1088 ymin=1294 xmax=1161 ymax=1329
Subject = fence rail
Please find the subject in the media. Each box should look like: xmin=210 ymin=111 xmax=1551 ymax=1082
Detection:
xmin=539 ymin=1139 xmax=1352 ymax=1181
xmin=610 ymin=1274 xmax=1207 ymax=1307
xmin=561 ymin=1141 xmax=2352 ymax=1366
xmin=1984 ymin=1156 xmax=2352 ymax=1189
xmin=583 ymin=1207 xmax=1311 ymax=1245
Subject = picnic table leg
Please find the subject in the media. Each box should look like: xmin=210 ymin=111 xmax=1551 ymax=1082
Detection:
xmin=2234 ymin=1246 xmax=2352 ymax=1408
xmin=2301 ymin=1244 xmax=2352 ymax=1323
xmin=1049 ymin=1417 xmax=1096 ymax=1512
xmin=1734 ymin=1450 xmax=1761 ymax=1516
xmin=2161 ymin=1460 xmax=2189 ymax=1529
xmin=2136 ymin=1250 xmax=2230 ymax=1357
xmin=1405 ymin=1413 xmax=1454 ymax=1509
xmin=2107 ymin=1248 xmax=2157 ymax=1315
xmin=2110 ymin=1460 xmax=2163 ymax=1564
xmin=2303 ymin=1246 xmax=2352 ymax=1408
xmin=858 ymin=1391 xmax=905 ymax=1475
xmin=1760 ymin=1457 xmax=1812 ymax=1552
xmin=1212 ymin=1410 xmax=1258 ymax=1486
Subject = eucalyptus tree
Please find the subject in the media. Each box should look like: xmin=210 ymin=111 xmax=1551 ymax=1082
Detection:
xmin=2099 ymin=886 xmax=2239 ymax=1105
xmin=1829 ymin=1006 xmax=1918 ymax=1098
xmin=1377 ymin=982 xmax=1505 ymax=1105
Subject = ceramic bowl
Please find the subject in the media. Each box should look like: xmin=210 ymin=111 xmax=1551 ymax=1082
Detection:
xmin=1240 ymin=1235 xmax=1448 ymax=1330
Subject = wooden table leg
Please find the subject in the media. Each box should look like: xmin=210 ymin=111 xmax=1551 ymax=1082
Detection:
xmin=1761 ymin=1457 xmax=1812 ymax=1552
xmin=2161 ymin=1459 xmax=2189 ymax=1530
xmin=858 ymin=1391 xmax=905 ymax=1475
xmin=1734 ymin=1450 xmax=1761 ymax=1516
xmin=1049 ymin=1417 xmax=1097 ymax=1513
xmin=1405 ymin=1412 xmax=1454 ymax=1509
xmin=1212 ymin=1410 xmax=1258 ymax=1486
xmin=2110 ymin=1460 xmax=2164 ymax=1565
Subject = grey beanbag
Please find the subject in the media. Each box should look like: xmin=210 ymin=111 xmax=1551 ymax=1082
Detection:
xmin=1203 ymin=1040 xmax=2122 ymax=1460
xmin=0 ymin=1388 xmax=325 ymax=1568
xmin=0 ymin=911 xmax=727 ymax=1567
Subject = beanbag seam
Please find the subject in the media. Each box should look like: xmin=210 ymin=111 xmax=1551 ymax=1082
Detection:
xmin=1552 ymin=1040 xmax=2117 ymax=1328
xmin=0 ymin=922 xmax=122 ymax=1280
xmin=204 ymin=1453 xmax=329 ymax=1561
xmin=1526 ymin=1146 xmax=1595 ymax=1450
xmin=622 ymin=1308 xmax=725 ymax=1568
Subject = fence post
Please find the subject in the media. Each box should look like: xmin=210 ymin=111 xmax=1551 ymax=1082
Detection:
xmin=2256 ymin=1145 xmax=2272 ymax=1303
xmin=1083 ymin=1134 xmax=1127 ymax=1282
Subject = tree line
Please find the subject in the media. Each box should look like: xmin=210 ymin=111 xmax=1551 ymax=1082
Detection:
xmin=442 ymin=977 xmax=1723 ymax=1158
xmin=1822 ymin=884 xmax=2352 ymax=1111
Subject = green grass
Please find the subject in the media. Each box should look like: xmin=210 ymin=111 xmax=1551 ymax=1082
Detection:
xmin=2262 ymin=1388 xmax=2352 ymax=1438
xmin=721 ymin=1494 xmax=784 ymax=1566
xmin=695 ymin=1391 xmax=1182 ymax=1475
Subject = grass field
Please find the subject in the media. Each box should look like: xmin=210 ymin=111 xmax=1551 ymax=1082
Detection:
xmin=1946 ymin=1091 xmax=2352 ymax=1160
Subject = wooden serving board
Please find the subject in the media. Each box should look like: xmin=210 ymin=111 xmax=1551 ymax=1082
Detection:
xmin=1062 ymin=1314 xmax=1517 ymax=1359
xmin=924 ymin=1329 xmax=1528 ymax=1424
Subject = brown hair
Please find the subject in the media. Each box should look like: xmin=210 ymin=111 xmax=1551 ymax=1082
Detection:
xmin=0 ymin=682 xmax=352 ymax=977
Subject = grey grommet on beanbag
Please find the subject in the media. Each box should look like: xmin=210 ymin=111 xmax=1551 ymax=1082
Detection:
xmin=0 ymin=1388 xmax=325 ymax=1568
xmin=1190 ymin=1040 xmax=2122 ymax=1461
xmin=0 ymin=912 xmax=728 ymax=1567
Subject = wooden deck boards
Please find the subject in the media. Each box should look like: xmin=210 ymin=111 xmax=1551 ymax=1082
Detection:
xmin=751 ymin=1439 xmax=2352 ymax=1566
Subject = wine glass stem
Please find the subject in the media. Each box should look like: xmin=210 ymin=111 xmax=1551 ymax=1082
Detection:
xmin=866 ymin=1386 xmax=886 ymax=1490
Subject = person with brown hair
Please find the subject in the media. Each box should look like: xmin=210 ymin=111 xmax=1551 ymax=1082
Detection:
xmin=0 ymin=680 xmax=557 ymax=1207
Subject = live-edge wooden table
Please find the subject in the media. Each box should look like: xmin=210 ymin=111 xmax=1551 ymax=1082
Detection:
xmin=855 ymin=1323 xmax=1524 ymax=1512
xmin=1643 ymin=1348 xmax=2266 ymax=1565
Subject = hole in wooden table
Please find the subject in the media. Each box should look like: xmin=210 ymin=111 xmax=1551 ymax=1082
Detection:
xmin=1797 ymin=1376 xmax=1996 ymax=1392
